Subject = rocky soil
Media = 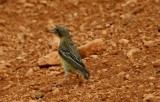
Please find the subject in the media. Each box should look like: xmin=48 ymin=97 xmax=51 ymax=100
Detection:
xmin=0 ymin=0 xmax=160 ymax=102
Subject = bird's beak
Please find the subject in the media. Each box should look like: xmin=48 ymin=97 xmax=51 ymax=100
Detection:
xmin=49 ymin=29 xmax=56 ymax=34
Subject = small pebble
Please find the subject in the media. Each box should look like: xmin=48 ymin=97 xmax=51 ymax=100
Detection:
xmin=35 ymin=92 xmax=45 ymax=99
xmin=153 ymin=59 xmax=160 ymax=67
xmin=37 ymin=51 xmax=60 ymax=67
xmin=143 ymin=41 xmax=155 ymax=47
xmin=90 ymin=55 xmax=98 ymax=58
xmin=52 ymin=88 xmax=60 ymax=95
xmin=26 ymin=68 xmax=34 ymax=76
xmin=148 ymin=76 xmax=156 ymax=80
xmin=119 ymin=39 xmax=129 ymax=44
xmin=127 ymin=48 xmax=140 ymax=58
xmin=143 ymin=94 xmax=160 ymax=102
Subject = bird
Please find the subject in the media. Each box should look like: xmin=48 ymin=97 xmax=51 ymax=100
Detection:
xmin=49 ymin=25 xmax=90 ymax=86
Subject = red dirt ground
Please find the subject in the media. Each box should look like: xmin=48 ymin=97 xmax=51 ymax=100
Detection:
xmin=0 ymin=0 xmax=160 ymax=102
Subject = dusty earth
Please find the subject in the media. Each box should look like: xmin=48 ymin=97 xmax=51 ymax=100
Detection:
xmin=0 ymin=0 xmax=160 ymax=102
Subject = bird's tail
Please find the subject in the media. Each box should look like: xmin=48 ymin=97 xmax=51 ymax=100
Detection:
xmin=77 ymin=69 xmax=90 ymax=80
xmin=83 ymin=70 xmax=90 ymax=80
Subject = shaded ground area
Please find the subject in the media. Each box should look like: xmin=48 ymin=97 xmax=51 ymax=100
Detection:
xmin=0 ymin=0 xmax=160 ymax=102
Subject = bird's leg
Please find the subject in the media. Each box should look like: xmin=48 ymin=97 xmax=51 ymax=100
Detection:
xmin=58 ymin=72 xmax=68 ymax=84
xmin=52 ymin=72 xmax=68 ymax=87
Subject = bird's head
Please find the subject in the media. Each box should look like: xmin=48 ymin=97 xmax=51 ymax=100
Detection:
xmin=49 ymin=25 xmax=69 ymax=38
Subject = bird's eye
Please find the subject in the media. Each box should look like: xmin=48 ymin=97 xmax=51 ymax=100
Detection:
xmin=56 ymin=29 xmax=60 ymax=33
xmin=56 ymin=29 xmax=62 ymax=37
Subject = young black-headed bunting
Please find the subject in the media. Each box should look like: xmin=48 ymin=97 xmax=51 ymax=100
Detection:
xmin=49 ymin=25 xmax=90 ymax=86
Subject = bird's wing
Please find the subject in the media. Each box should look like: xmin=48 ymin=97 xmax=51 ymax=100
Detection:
xmin=67 ymin=41 xmax=82 ymax=61
xmin=58 ymin=48 xmax=86 ymax=70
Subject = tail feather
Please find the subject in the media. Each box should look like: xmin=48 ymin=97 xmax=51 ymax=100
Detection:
xmin=84 ymin=71 xmax=90 ymax=80
xmin=77 ymin=69 xmax=90 ymax=80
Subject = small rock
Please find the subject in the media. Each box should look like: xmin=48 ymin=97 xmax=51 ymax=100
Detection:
xmin=153 ymin=59 xmax=160 ymax=67
xmin=37 ymin=51 xmax=60 ymax=67
xmin=95 ymin=25 xmax=103 ymax=29
xmin=19 ymin=26 xmax=26 ymax=31
xmin=39 ymin=0 xmax=47 ymax=5
xmin=117 ymin=72 xmax=126 ymax=77
xmin=35 ymin=92 xmax=45 ymax=99
xmin=0 ymin=60 xmax=5 ymax=64
xmin=119 ymin=39 xmax=129 ymax=44
xmin=155 ymin=38 xmax=160 ymax=45
xmin=29 ymin=100 xmax=36 ymax=102
xmin=110 ymin=41 xmax=117 ymax=48
xmin=32 ymin=67 xmax=40 ymax=71
xmin=17 ymin=33 xmax=26 ymax=43
xmin=26 ymin=68 xmax=34 ymax=76
xmin=142 ymin=62 xmax=147 ymax=67
xmin=143 ymin=94 xmax=154 ymax=101
xmin=156 ymin=69 xmax=160 ymax=74
xmin=40 ymin=86 xmax=52 ymax=93
xmin=68 ymin=0 xmax=79 ymax=5
xmin=102 ymin=30 xmax=107 ymax=35
xmin=143 ymin=94 xmax=160 ymax=102
xmin=148 ymin=76 xmax=156 ymax=80
xmin=16 ymin=52 xmax=27 ymax=60
xmin=80 ymin=24 xmax=85 ymax=31
xmin=122 ymin=0 xmax=137 ymax=7
xmin=49 ymin=71 xmax=62 ymax=76
xmin=78 ymin=39 xmax=104 ymax=58
xmin=110 ymin=49 xmax=119 ymax=55
xmin=124 ymin=74 xmax=130 ymax=80
xmin=2 ymin=82 xmax=13 ymax=90
xmin=24 ymin=3 xmax=34 ymax=8
xmin=52 ymin=88 xmax=60 ymax=95
xmin=127 ymin=48 xmax=140 ymax=58
xmin=120 ymin=13 xmax=131 ymax=19
xmin=90 ymin=55 xmax=98 ymax=58
xmin=101 ymin=68 xmax=108 ymax=72
xmin=105 ymin=23 xmax=111 ymax=27
xmin=143 ymin=41 xmax=155 ymax=47
xmin=31 ymin=19 xmax=37 ymax=23
xmin=132 ymin=6 xmax=144 ymax=15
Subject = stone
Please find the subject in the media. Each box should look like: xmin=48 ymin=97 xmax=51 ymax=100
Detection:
xmin=119 ymin=39 xmax=129 ymax=44
xmin=90 ymin=55 xmax=98 ymax=58
xmin=110 ymin=41 xmax=117 ymax=48
xmin=78 ymin=39 xmax=104 ymax=58
xmin=26 ymin=68 xmax=34 ymax=76
xmin=127 ymin=48 xmax=140 ymax=58
xmin=52 ymin=88 xmax=60 ymax=95
xmin=153 ymin=59 xmax=160 ymax=67
xmin=143 ymin=41 xmax=155 ymax=47
xmin=35 ymin=92 xmax=45 ymax=99
xmin=143 ymin=94 xmax=160 ymax=102
xmin=39 ymin=0 xmax=47 ymax=5
xmin=37 ymin=51 xmax=60 ymax=67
